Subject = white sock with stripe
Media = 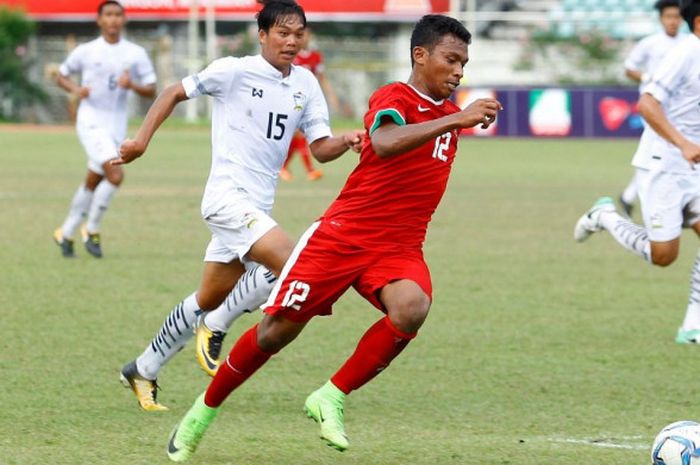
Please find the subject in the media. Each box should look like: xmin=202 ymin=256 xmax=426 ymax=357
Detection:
xmin=135 ymin=292 xmax=201 ymax=380
xmin=599 ymin=211 xmax=651 ymax=262
xmin=61 ymin=184 xmax=94 ymax=239
xmin=203 ymin=265 xmax=277 ymax=332
xmin=682 ymin=250 xmax=700 ymax=331
xmin=85 ymin=180 xmax=118 ymax=233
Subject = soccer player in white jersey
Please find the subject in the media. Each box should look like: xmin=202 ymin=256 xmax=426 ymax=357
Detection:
xmin=575 ymin=0 xmax=700 ymax=344
xmin=53 ymin=1 xmax=156 ymax=258
xmin=115 ymin=0 xmax=363 ymax=411
xmin=619 ymin=0 xmax=684 ymax=216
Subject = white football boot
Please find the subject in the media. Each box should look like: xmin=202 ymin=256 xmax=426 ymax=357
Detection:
xmin=574 ymin=196 xmax=616 ymax=242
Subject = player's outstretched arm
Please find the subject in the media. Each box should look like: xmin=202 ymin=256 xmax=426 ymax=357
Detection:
xmin=309 ymin=130 xmax=364 ymax=163
xmin=638 ymin=93 xmax=700 ymax=165
xmin=372 ymin=98 xmax=502 ymax=158
xmin=113 ymin=82 xmax=188 ymax=165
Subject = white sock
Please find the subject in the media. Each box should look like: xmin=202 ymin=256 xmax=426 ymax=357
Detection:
xmin=682 ymin=250 xmax=700 ymax=331
xmin=599 ymin=210 xmax=651 ymax=262
xmin=203 ymin=265 xmax=277 ymax=333
xmin=135 ymin=292 xmax=202 ymax=380
xmin=61 ymin=184 xmax=94 ymax=239
xmin=621 ymin=174 xmax=638 ymax=205
xmin=86 ymin=180 xmax=118 ymax=233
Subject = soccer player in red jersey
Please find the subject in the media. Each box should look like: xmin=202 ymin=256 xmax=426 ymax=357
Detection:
xmin=280 ymin=28 xmax=339 ymax=181
xmin=167 ymin=14 xmax=502 ymax=462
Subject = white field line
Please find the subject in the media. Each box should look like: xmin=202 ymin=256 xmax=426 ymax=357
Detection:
xmin=548 ymin=437 xmax=648 ymax=451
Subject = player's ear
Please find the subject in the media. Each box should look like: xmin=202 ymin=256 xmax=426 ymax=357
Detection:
xmin=412 ymin=46 xmax=428 ymax=66
xmin=258 ymin=29 xmax=267 ymax=46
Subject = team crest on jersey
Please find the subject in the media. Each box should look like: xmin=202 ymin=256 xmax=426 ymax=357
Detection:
xmin=293 ymin=91 xmax=306 ymax=111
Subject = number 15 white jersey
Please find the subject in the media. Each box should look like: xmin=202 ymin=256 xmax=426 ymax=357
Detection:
xmin=181 ymin=55 xmax=332 ymax=217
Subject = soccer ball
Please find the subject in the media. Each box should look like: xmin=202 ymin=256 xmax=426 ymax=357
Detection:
xmin=651 ymin=421 xmax=700 ymax=465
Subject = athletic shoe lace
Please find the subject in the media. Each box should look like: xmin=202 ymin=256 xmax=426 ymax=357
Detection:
xmin=208 ymin=331 xmax=225 ymax=359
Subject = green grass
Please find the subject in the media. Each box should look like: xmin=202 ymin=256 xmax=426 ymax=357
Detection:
xmin=1 ymin=128 xmax=697 ymax=464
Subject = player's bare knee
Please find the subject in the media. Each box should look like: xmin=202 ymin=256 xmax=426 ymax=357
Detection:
xmin=650 ymin=246 xmax=678 ymax=267
xmin=106 ymin=171 xmax=124 ymax=186
xmin=256 ymin=316 xmax=301 ymax=353
xmin=651 ymin=252 xmax=676 ymax=267
xmin=388 ymin=292 xmax=431 ymax=334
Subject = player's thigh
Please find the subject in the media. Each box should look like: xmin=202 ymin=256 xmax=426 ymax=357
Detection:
xmin=197 ymin=259 xmax=246 ymax=310
xmin=76 ymin=124 xmax=118 ymax=177
xmin=638 ymin=170 xmax=684 ymax=244
xmin=355 ymin=253 xmax=433 ymax=333
xmin=263 ymin=222 xmax=366 ymax=323
xmin=247 ymin=226 xmax=295 ymax=277
xmin=204 ymin=196 xmax=280 ymax=270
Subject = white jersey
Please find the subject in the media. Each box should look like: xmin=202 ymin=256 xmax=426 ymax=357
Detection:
xmin=59 ymin=36 xmax=156 ymax=142
xmin=633 ymin=34 xmax=700 ymax=173
xmin=624 ymin=31 xmax=685 ymax=92
xmin=181 ymin=54 xmax=332 ymax=216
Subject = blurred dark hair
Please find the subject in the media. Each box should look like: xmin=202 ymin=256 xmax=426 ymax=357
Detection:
xmin=98 ymin=1 xmax=124 ymax=16
xmin=410 ymin=15 xmax=471 ymax=65
xmin=681 ymin=0 xmax=700 ymax=29
xmin=256 ymin=0 xmax=306 ymax=32
xmin=654 ymin=0 xmax=680 ymax=13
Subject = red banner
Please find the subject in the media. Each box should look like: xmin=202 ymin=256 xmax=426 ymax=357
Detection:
xmin=2 ymin=0 xmax=450 ymax=20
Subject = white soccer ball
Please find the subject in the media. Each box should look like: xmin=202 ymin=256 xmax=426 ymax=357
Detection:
xmin=651 ymin=421 xmax=700 ymax=465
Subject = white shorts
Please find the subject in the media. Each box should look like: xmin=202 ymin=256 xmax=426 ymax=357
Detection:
xmin=637 ymin=168 xmax=700 ymax=242
xmin=76 ymin=123 xmax=119 ymax=175
xmin=203 ymin=193 xmax=278 ymax=264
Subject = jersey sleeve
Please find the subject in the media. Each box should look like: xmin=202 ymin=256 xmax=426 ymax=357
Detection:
xmin=643 ymin=46 xmax=689 ymax=104
xmin=624 ymin=39 xmax=649 ymax=72
xmin=181 ymin=57 xmax=238 ymax=99
xmin=133 ymin=48 xmax=157 ymax=86
xmin=59 ymin=45 xmax=84 ymax=76
xmin=364 ymin=85 xmax=408 ymax=135
xmin=299 ymin=76 xmax=332 ymax=144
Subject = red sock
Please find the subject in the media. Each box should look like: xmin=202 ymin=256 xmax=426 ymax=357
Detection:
xmin=300 ymin=145 xmax=314 ymax=172
xmin=331 ymin=316 xmax=417 ymax=395
xmin=204 ymin=324 xmax=276 ymax=407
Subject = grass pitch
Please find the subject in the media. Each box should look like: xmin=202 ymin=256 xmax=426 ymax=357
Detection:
xmin=1 ymin=126 xmax=698 ymax=465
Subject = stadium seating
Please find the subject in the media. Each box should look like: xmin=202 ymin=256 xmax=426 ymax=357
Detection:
xmin=549 ymin=0 xmax=659 ymax=38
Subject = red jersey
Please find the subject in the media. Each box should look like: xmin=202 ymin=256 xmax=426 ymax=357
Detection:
xmin=321 ymin=82 xmax=461 ymax=251
xmin=294 ymin=50 xmax=324 ymax=76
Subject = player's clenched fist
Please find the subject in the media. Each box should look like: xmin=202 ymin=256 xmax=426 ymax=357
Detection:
xmin=343 ymin=130 xmax=365 ymax=153
xmin=113 ymin=138 xmax=146 ymax=165
xmin=681 ymin=141 xmax=700 ymax=166
xmin=456 ymin=98 xmax=503 ymax=129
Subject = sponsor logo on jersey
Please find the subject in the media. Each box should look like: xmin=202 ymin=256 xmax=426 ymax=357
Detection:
xmin=293 ymin=91 xmax=306 ymax=111
xmin=252 ymin=87 xmax=264 ymax=98
xmin=417 ymin=104 xmax=430 ymax=112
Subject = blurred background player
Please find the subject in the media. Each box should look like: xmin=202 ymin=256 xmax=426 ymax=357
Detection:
xmin=575 ymin=0 xmax=700 ymax=343
xmin=166 ymin=15 xmax=503 ymax=462
xmin=279 ymin=28 xmax=340 ymax=181
xmin=116 ymin=0 xmax=362 ymax=411
xmin=52 ymin=0 xmax=156 ymax=258
xmin=618 ymin=0 xmax=684 ymax=216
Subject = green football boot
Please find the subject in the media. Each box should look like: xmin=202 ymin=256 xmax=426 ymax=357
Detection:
xmin=167 ymin=393 xmax=219 ymax=462
xmin=304 ymin=381 xmax=349 ymax=452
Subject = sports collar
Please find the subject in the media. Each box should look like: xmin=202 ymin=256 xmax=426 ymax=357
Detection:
xmin=406 ymin=83 xmax=445 ymax=106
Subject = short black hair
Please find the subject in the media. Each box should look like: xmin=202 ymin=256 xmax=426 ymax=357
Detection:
xmin=256 ymin=0 xmax=306 ymax=32
xmin=98 ymin=1 xmax=124 ymax=15
xmin=655 ymin=0 xmax=680 ymax=13
xmin=681 ymin=0 xmax=700 ymax=30
xmin=410 ymin=15 xmax=471 ymax=66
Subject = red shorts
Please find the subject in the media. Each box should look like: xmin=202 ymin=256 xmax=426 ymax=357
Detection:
xmin=263 ymin=221 xmax=432 ymax=323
